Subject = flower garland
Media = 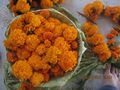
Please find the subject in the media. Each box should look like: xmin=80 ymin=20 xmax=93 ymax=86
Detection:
xmin=80 ymin=0 xmax=120 ymax=63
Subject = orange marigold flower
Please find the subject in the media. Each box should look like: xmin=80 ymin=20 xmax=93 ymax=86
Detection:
xmin=58 ymin=51 xmax=77 ymax=72
xmin=18 ymin=82 xmax=34 ymax=90
xmin=45 ymin=46 xmax=61 ymax=64
xmin=12 ymin=60 xmax=33 ymax=80
xmin=40 ymin=10 xmax=50 ymax=17
xmin=99 ymin=50 xmax=111 ymax=62
xmin=30 ymin=72 xmax=44 ymax=86
xmin=86 ymin=34 xmax=104 ymax=45
xmin=44 ymin=40 xmax=51 ymax=48
xmin=48 ymin=17 xmax=61 ymax=25
xmin=35 ymin=44 xmax=47 ymax=55
xmin=44 ymin=22 xmax=55 ymax=31
xmin=16 ymin=0 xmax=30 ymax=13
xmin=7 ymin=51 xmax=17 ymax=63
xmin=93 ymin=43 xmax=109 ymax=54
xmin=111 ymin=29 xmax=118 ymax=36
xmin=28 ymin=54 xmax=50 ymax=71
xmin=72 ymin=51 xmax=78 ymax=58
xmin=112 ymin=51 xmax=119 ymax=60
xmin=43 ymin=73 xmax=50 ymax=82
xmin=107 ymin=39 xmax=115 ymax=45
xmin=83 ymin=1 xmax=104 ymax=21
xmin=16 ymin=48 xmax=31 ymax=60
xmin=110 ymin=46 xmax=119 ymax=51
xmin=107 ymin=33 xmax=115 ymax=39
xmin=54 ymin=37 xmax=70 ymax=52
xmin=43 ymin=31 xmax=53 ymax=40
xmin=26 ymin=35 xmax=40 ymax=51
xmin=81 ymin=22 xmax=99 ymax=37
xmin=53 ymin=25 xmax=63 ymax=38
xmin=51 ymin=65 xmax=64 ymax=77
xmin=63 ymin=26 xmax=78 ymax=41
xmin=71 ymin=41 xmax=78 ymax=50
xmin=40 ymin=0 xmax=53 ymax=8
xmin=8 ymin=29 xmax=27 ymax=47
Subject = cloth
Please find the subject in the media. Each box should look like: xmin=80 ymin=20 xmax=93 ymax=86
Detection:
xmin=99 ymin=85 xmax=117 ymax=90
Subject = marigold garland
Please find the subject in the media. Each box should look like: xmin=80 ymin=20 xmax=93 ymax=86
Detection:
xmin=81 ymin=0 xmax=120 ymax=63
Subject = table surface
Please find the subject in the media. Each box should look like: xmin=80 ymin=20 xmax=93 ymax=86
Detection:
xmin=0 ymin=0 xmax=120 ymax=90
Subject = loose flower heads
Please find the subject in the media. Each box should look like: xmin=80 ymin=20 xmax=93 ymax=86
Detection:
xmin=81 ymin=0 xmax=120 ymax=63
xmin=9 ymin=0 xmax=64 ymax=15
xmin=4 ymin=10 xmax=79 ymax=87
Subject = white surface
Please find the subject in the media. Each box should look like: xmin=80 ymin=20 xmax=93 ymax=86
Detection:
xmin=0 ymin=0 xmax=120 ymax=90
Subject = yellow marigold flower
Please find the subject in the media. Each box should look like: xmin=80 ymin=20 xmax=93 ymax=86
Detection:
xmin=81 ymin=22 xmax=99 ymax=37
xmin=86 ymin=34 xmax=104 ymax=45
xmin=35 ymin=44 xmax=47 ymax=55
xmin=28 ymin=54 xmax=50 ymax=71
xmin=40 ymin=0 xmax=53 ymax=8
xmin=26 ymin=35 xmax=40 ymax=51
xmin=58 ymin=51 xmax=77 ymax=72
xmin=84 ymin=1 xmax=104 ymax=21
xmin=63 ymin=26 xmax=78 ymax=41
xmin=8 ymin=29 xmax=27 ymax=47
xmin=54 ymin=37 xmax=70 ymax=52
xmin=12 ymin=60 xmax=33 ymax=80
xmin=16 ymin=48 xmax=31 ymax=60
xmin=99 ymin=50 xmax=111 ymax=62
xmin=45 ymin=46 xmax=61 ymax=64
xmin=93 ymin=43 xmax=109 ymax=54
xmin=30 ymin=72 xmax=44 ymax=86
xmin=16 ymin=0 xmax=30 ymax=13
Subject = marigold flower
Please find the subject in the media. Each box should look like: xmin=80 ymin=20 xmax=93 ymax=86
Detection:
xmin=112 ymin=51 xmax=119 ymax=60
xmin=45 ymin=46 xmax=61 ymax=64
xmin=18 ymin=82 xmax=34 ymax=90
xmin=53 ymin=25 xmax=63 ymax=38
xmin=51 ymin=65 xmax=64 ymax=77
xmin=42 ymin=73 xmax=50 ymax=82
xmin=39 ymin=10 xmax=50 ymax=17
xmin=35 ymin=44 xmax=46 ymax=55
xmin=110 ymin=46 xmax=119 ymax=51
xmin=86 ymin=34 xmax=104 ymax=45
xmin=7 ymin=51 xmax=17 ymax=63
xmin=84 ymin=1 xmax=104 ymax=21
xmin=40 ymin=0 xmax=53 ymax=8
xmin=54 ymin=37 xmax=70 ymax=52
xmin=12 ymin=60 xmax=33 ymax=80
xmin=63 ymin=26 xmax=78 ymax=41
xmin=111 ymin=29 xmax=118 ymax=36
xmin=8 ymin=29 xmax=27 ymax=47
xmin=107 ymin=33 xmax=115 ymax=39
xmin=44 ymin=40 xmax=51 ymax=48
xmin=16 ymin=48 xmax=31 ymax=59
xmin=44 ymin=22 xmax=55 ymax=31
xmin=26 ymin=35 xmax=40 ymax=51
xmin=58 ymin=51 xmax=77 ymax=72
xmin=107 ymin=39 xmax=115 ymax=45
xmin=99 ymin=50 xmax=111 ymax=62
xmin=16 ymin=0 xmax=30 ymax=13
xmin=93 ymin=43 xmax=109 ymax=54
xmin=30 ymin=72 xmax=44 ymax=86
xmin=43 ymin=31 xmax=53 ymax=40
xmin=48 ymin=17 xmax=61 ymax=25
xmin=28 ymin=54 xmax=50 ymax=71
xmin=111 ymin=13 xmax=120 ymax=24
xmin=71 ymin=41 xmax=78 ymax=50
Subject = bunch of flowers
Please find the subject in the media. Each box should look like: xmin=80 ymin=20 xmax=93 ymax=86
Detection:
xmin=81 ymin=0 xmax=120 ymax=63
xmin=9 ymin=0 xmax=64 ymax=15
xmin=4 ymin=10 xmax=78 ymax=88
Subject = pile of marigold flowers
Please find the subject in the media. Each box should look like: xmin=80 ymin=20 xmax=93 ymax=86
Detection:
xmin=81 ymin=0 xmax=120 ymax=63
xmin=4 ymin=10 xmax=78 ymax=87
xmin=9 ymin=0 xmax=64 ymax=15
